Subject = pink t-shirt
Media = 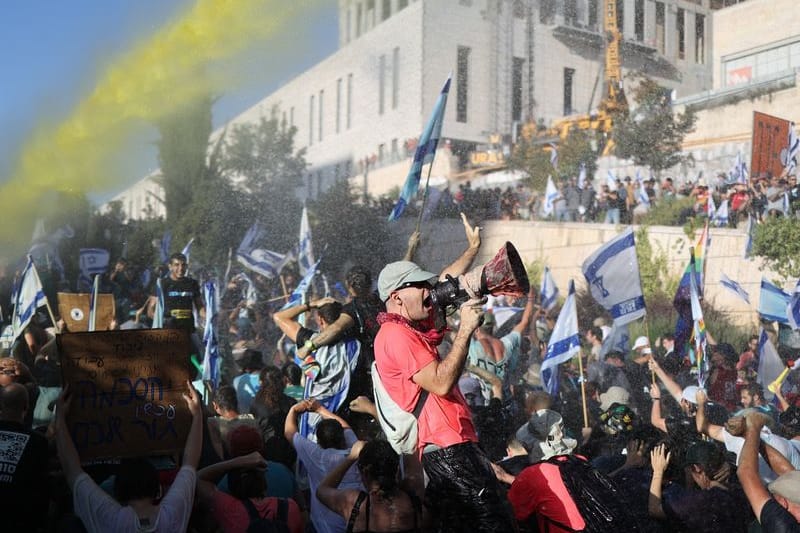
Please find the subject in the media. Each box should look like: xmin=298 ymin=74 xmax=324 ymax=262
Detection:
xmin=211 ymin=491 xmax=303 ymax=533
xmin=507 ymin=460 xmax=585 ymax=532
xmin=374 ymin=321 xmax=477 ymax=449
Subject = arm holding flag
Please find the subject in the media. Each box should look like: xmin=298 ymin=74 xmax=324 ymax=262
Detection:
xmin=273 ymin=297 xmax=336 ymax=344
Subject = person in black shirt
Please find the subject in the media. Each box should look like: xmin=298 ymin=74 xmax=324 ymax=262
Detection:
xmin=160 ymin=252 xmax=204 ymax=332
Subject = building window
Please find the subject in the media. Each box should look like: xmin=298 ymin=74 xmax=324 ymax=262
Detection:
xmin=378 ymin=143 xmax=385 ymax=163
xmin=392 ymin=47 xmax=400 ymax=109
xmin=379 ymin=54 xmax=386 ymax=115
xmin=563 ymin=68 xmax=575 ymax=116
xmin=457 ymin=46 xmax=470 ymax=123
xmin=459 ymin=0 xmax=473 ymax=6
xmin=309 ymin=95 xmax=314 ymax=146
xmin=281 ymin=111 xmax=286 ymax=129
xmin=319 ymin=89 xmax=324 ymax=141
xmin=615 ymin=0 xmax=623 ymax=35
xmin=347 ymin=74 xmax=353 ymax=129
xmin=512 ymin=57 xmax=524 ymax=122
xmin=677 ymin=8 xmax=685 ymax=60
xmin=336 ymin=78 xmax=342 ymax=133
xmin=290 ymin=106 xmax=294 ymax=127
xmin=634 ymin=0 xmax=644 ymax=42
xmin=346 ymin=9 xmax=351 ymax=43
xmin=655 ymin=2 xmax=665 ymax=55
xmin=565 ymin=0 xmax=577 ymax=26
xmin=695 ymin=14 xmax=705 ymax=64
xmin=366 ymin=0 xmax=375 ymax=30
xmin=356 ymin=3 xmax=362 ymax=37
xmin=382 ymin=0 xmax=391 ymax=21
xmin=588 ymin=0 xmax=599 ymax=30
xmin=398 ymin=0 xmax=408 ymax=9
xmin=391 ymin=138 xmax=398 ymax=161
xmin=512 ymin=0 xmax=526 ymax=19
xmin=540 ymin=0 xmax=555 ymax=24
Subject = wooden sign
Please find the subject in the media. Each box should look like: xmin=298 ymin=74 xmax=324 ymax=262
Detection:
xmin=58 ymin=292 xmax=116 ymax=332
xmin=59 ymin=329 xmax=193 ymax=461
xmin=751 ymin=111 xmax=791 ymax=179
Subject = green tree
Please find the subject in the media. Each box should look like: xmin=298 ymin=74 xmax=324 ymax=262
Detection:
xmin=753 ymin=216 xmax=800 ymax=281
xmin=310 ymin=179 xmax=393 ymax=280
xmin=508 ymin=132 xmax=552 ymax=191
xmin=612 ymin=76 xmax=696 ymax=172
xmin=556 ymin=128 xmax=599 ymax=180
xmin=155 ymin=94 xmax=214 ymax=224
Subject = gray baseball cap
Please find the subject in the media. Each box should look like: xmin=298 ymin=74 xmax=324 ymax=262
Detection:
xmin=377 ymin=261 xmax=437 ymax=301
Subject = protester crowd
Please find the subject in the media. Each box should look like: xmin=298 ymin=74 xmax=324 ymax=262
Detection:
xmin=1 ymin=212 xmax=800 ymax=533
xmin=421 ymin=170 xmax=800 ymax=228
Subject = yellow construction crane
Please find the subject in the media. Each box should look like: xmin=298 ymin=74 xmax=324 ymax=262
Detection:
xmin=523 ymin=0 xmax=628 ymax=156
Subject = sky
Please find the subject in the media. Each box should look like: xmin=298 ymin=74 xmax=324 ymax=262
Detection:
xmin=0 ymin=0 xmax=339 ymax=198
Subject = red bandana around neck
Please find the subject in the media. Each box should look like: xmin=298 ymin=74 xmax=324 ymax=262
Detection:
xmin=377 ymin=312 xmax=446 ymax=347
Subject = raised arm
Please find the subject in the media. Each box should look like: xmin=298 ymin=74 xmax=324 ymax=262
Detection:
xmin=295 ymin=312 xmax=355 ymax=360
xmin=412 ymin=299 xmax=484 ymax=396
xmin=648 ymin=357 xmax=683 ymax=404
xmin=439 ymin=213 xmax=481 ymax=280
xmin=404 ymin=230 xmax=421 ymax=262
xmin=196 ymin=452 xmax=266 ymax=503
xmin=284 ymin=399 xmax=312 ymax=441
xmin=738 ymin=413 xmax=772 ymax=521
xmin=695 ymin=389 xmax=724 ymax=442
xmin=649 ymin=386 xmax=668 ymax=433
xmin=316 ymin=441 xmax=365 ymax=518
xmin=648 ymin=444 xmax=671 ymax=519
xmin=54 ymin=386 xmax=84 ymax=488
xmin=182 ymin=381 xmax=204 ymax=468
xmin=273 ymin=301 xmax=319 ymax=343
xmin=513 ymin=288 xmax=537 ymax=336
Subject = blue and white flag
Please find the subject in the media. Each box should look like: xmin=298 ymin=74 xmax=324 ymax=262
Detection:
xmin=236 ymin=223 xmax=288 ymax=279
xmin=88 ymin=273 xmax=100 ymax=332
xmin=389 ymin=75 xmax=451 ymax=221
xmin=599 ymin=321 xmax=630 ymax=360
xmin=543 ymin=175 xmax=558 ymax=216
xmin=707 ymin=193 xmax=716 ymax=220
xmin=787 ymin=278 xmax=800 ymax=330
xmin=202 ymin=280 xmax=220 ymax=387
xmin=282 ymin=258 xmax=322 ymax=309
xmin=636 ymin=183 xmax=650 ymax=207
xmin=577 ymin=163 xmax=587 ymax=189
xmin=152 ymin=277 xmax=164 ymax=329
xmin=785 ymin=122 xmax=799 ymax=176
xmin=541 ymin=280 xmax=580 ymax=396
xmin=757 ymin=328 xmax=785 ymax=401
xmin=731 ymin=151 xmax=748 ymax=184
xmin=78 ymin=248 xmax=110 ymax=292
xmin=712 ymin=199 xmax=729 ymax=227
xmin=159 ymin=231 xmax=172 ymax=264
xmin=744 ymin=215 xmax=755 ymax=259
xmin=549 ymin=143 xmax=558 ymax=170
xmin=181 ymin=238 xmax=195 ymax=264
xmin=606 ymin=171 xmax=617 ymax=191
xmin=298 ymin=206 xmax=315 ymax=276
xmin=719 ymin=273 xmax=750 ymax=304
xmin=540 ymin=266 xmax=559 ymax=312
xmin=582 ymin=227 xmax=646 ymax=326
xmin=758 ymin=278 xmax=791 ymax=324
xmin=11 ymin=256 xmax=48 ymax=338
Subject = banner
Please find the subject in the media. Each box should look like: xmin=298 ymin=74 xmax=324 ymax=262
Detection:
xmin=58 ymin=293 xmax=116 ymax=333
xmin=751 ymin=111 xmax=791 ymax=179
xmin=59 ymin=329 xmax=193 ymax=461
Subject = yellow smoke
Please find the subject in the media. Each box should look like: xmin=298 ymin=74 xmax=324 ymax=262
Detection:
xmin=1 ymin=0 xmax=316 ymax=252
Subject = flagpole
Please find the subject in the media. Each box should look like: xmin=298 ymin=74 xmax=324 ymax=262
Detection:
xmin=577 ymin=350 xmax=589 ymax=429
xmin=222 ymin=247 xmax=233 ymax=295
xmin=31 ymin=258 xmax=60 ymax=333
xmin=279 ymin=275 xmax=289 ymax=303
xmin=414 ymin=162 xmax=436 ymax=234
xmin=643 ymin=316 xmax=656 ymax=386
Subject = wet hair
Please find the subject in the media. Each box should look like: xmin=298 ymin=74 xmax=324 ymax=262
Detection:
xmin=358 ymin=440 xmax=400 ymax=498
xmin=169 ymin=252 xmax=187 ymax=264
xmin=114 ymin=458 xmax=160 ymax=503
xmin=588 ymin=326 xmax=603 ymax=341
xmin=316 ymin=419 xmax=346 ymax=449
xmin=213 ymin=385 xmax=239 ymax=412
xmin=255 ymin=366 xmax=284 ymax=410
xmin=0 ymin=383 xmax=29 ymax=418
xmin=228 ymin=467 xmax=267 ymax=499
xmin=317 ymin=301 xmax=343 ymax=324
xmin=282 ymin=362 xmax=302 ymax=386
xmin=346 ymin=266 xmax=372 ymax=293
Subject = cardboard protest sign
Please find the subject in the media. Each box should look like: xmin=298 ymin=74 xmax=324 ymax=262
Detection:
xmin=58 ymin=292 xmax=116 ymax=332
xmin=59 ymin=329 xmax=193 ymax=461
xmin=751 ymin=111 xmax=791 ymax=179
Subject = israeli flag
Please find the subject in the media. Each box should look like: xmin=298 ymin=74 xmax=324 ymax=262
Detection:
xmin=78 ymin=248 xmax=110 ymax=292
xmin=731 ymin=151 xmax=748 ymax=184
xmin=202 ymin=280 xmax=220 ymax=387
xmin=541 ymin=280 xmax=580 ymax=396
xmin=282 ymin=258 xmax=322 ymax=309
xmin=543 ymin=175 xmax=558 ymax=216
xmin=758 ymin=278 xmax=791 ymax=324
xmin=181 ymin=238 xmax=195 ymax=264
xmin=577 ymin=163 xmax=587 ymax=189
xmin=606 ymin=171 xmax=617 ymax=191
xmin=152 ymin=277 xmax=164 ymax=329
xmin=236 ymin=223 xmax=288 ymax=279
xmin=540 ymin=266 xmax=559 ymax=311
xmin=757 ymin=329 xmax=785 ymax=401
xmin=581 ymin=227 xmax=645 ymax=326
xmin=787 ymin=278 xmax=800 ymax=330
xmin=298 ymin=206 xmax=315 ymax=276
xmin=785 ymin=122 xmax=798 ymax=176
xmin=88 ymin=273 xmax=100 ymax=332
xmin=719 ymin=273 xmax=750 ymax=304
xmin=744 ymin=215 xmax=755 ymax=259
xmin=707 ymin=193 xmax=716 ymax=220
xmin=389 ymin=75 xmax=451 ymax=221
xmin=713 ymin=200 xmax=729 ymax=227
xmin=599 ymin=321 xmax=630 ymax=360
xmin=636 ymin=184 xmax=650 ymax=207
xmin=11 ymin=256 xmax=48 ymax=338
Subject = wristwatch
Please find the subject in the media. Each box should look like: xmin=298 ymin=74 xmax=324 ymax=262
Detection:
xmin=304 ymin=339 xmax=317 ymax=352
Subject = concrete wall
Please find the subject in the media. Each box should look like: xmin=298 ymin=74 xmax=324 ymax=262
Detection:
xmin=398 ymin=218 xmax=772 ymax=327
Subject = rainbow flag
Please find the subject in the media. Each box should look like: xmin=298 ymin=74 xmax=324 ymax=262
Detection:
xmin=673 ymin=222 xmax=710 ymax=360
xmin=689 ymin=250 xmax=708 ymax=387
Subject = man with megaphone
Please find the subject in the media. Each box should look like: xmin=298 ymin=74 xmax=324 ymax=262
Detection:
xmin=373 ymin=240 xmax=529 ymax=533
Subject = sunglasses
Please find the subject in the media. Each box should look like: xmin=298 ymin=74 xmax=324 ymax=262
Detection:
xmin=397 ymin=280 xmax=431 ymax=291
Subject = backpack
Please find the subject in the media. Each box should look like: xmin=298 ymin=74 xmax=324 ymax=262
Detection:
xmin=371 ymin=362 xmax=428 ymax=455
xmin=241 ymin=497 xmax=290 ymax=533
xmin=540 ymin=455 xmax=641 ymax=533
